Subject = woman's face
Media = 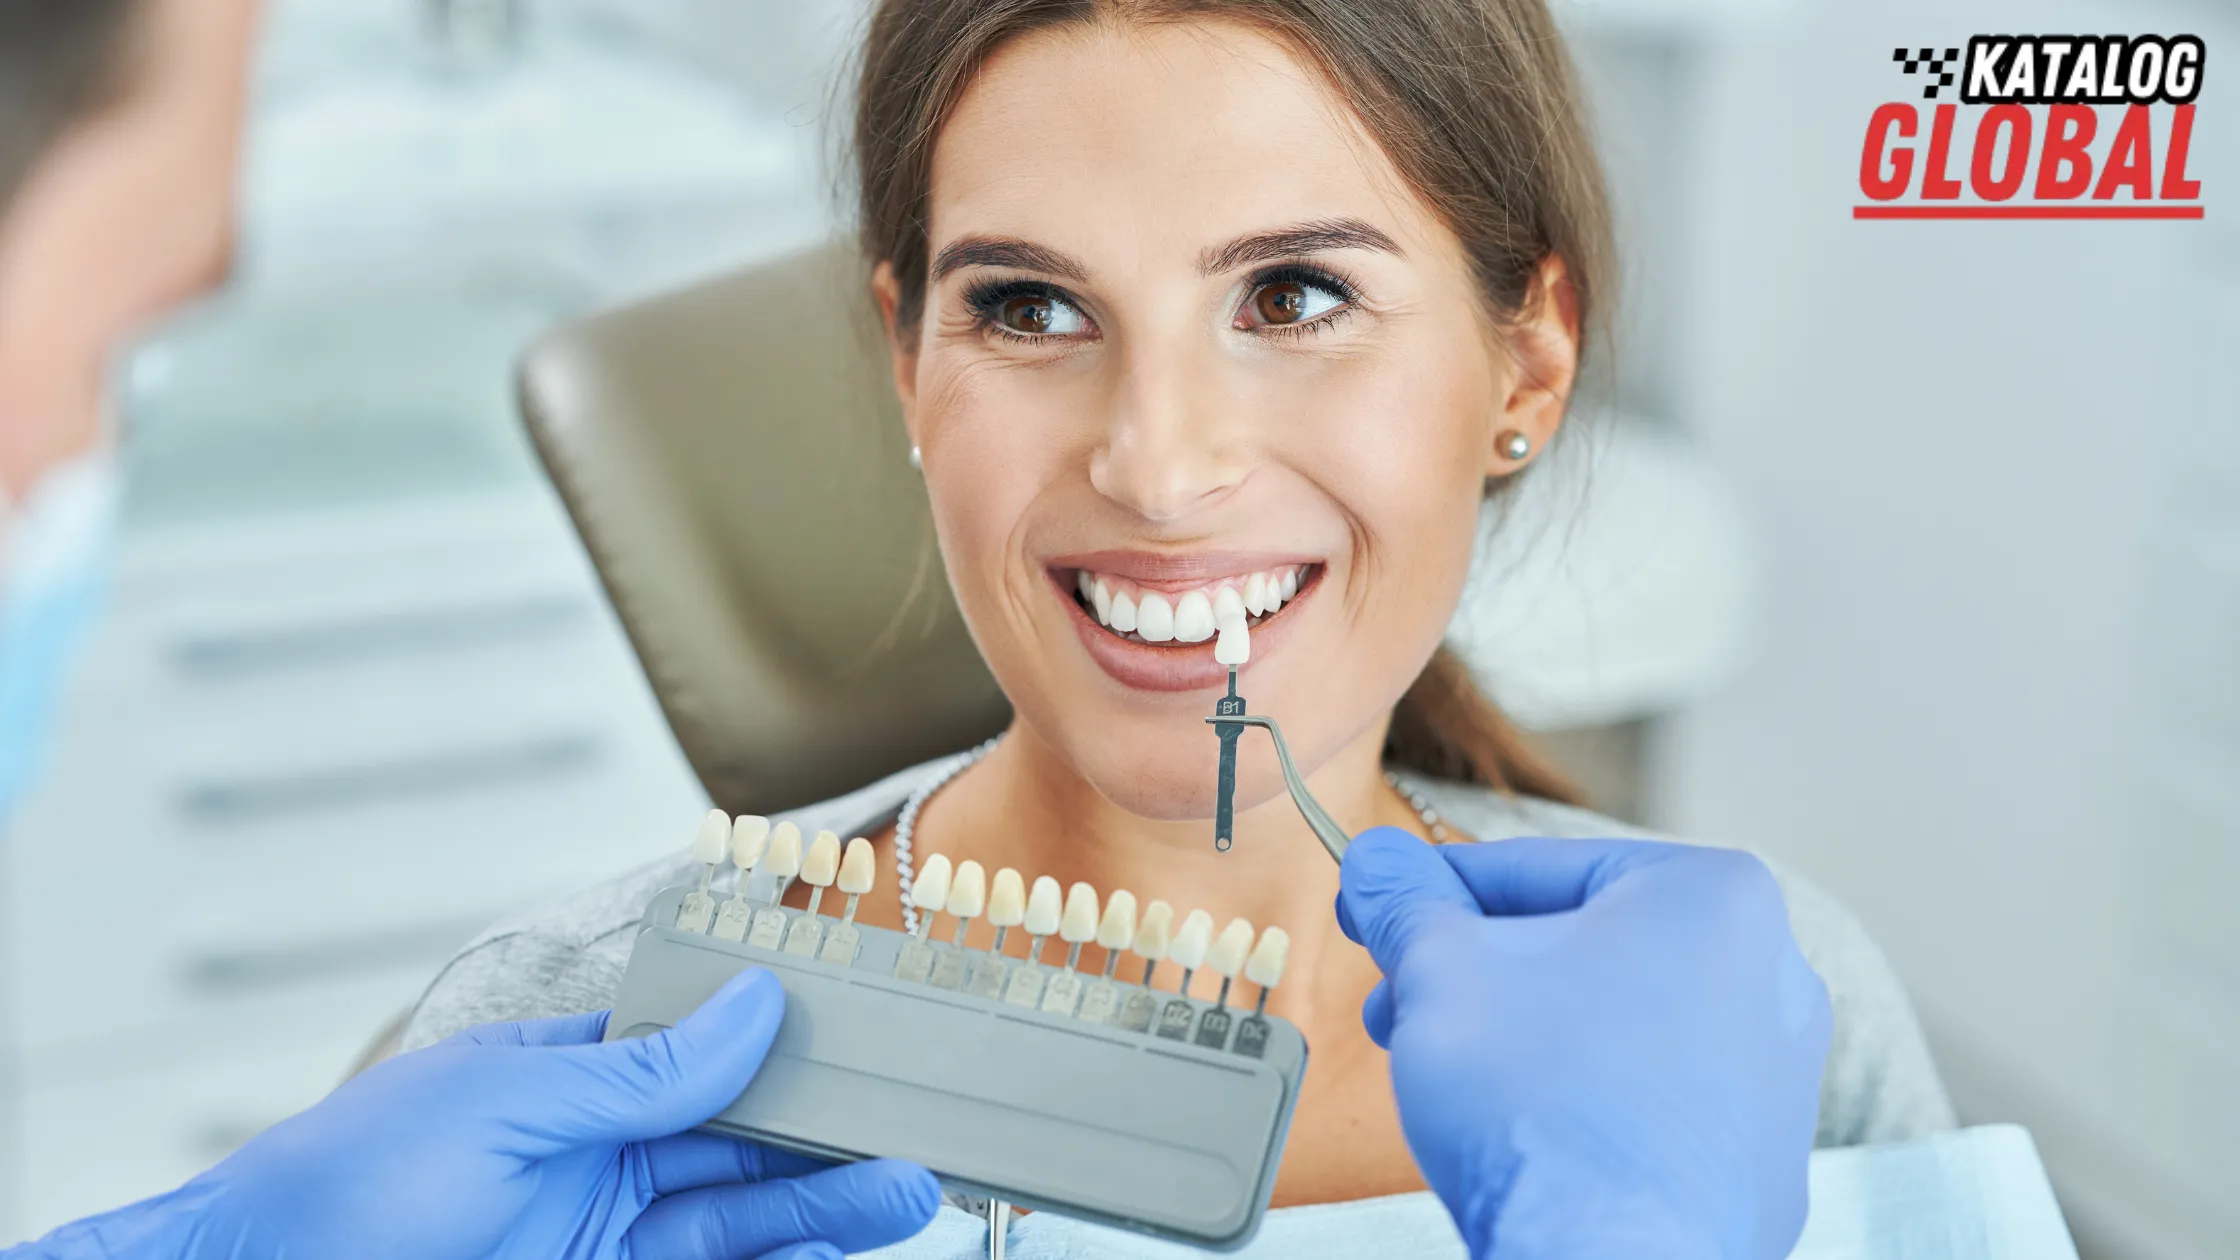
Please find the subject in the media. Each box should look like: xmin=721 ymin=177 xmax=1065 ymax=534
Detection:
xmin=878 ymin=19 xmax=1572 ymax=819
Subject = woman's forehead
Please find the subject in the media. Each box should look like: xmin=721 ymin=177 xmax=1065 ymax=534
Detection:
xmin=926 ymin=19 xmax=1442 ymax=271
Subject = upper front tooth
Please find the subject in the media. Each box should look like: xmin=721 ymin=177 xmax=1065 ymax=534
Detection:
xmin=1279 ymin=567 xmax=1300 ymax=600
xmin=1109 ymin=590 xmax=1138 ymax=632
xmin=1092 ymin=579 xmax=1113 ymax=624
xmin=1078 ymin=570 xmax=1095 ymax=600
xmin=1173 ymin=591 xmax=1215 ymax=642
xmin=1243 ymin=572 xmax=1269 ymax=616
xmin=1136 ymin=592 xmax=1175 ymax=641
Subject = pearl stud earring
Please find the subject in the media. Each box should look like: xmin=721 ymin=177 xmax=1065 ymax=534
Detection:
xmin=1497 ymin=429 xmax=1532 ymax=461
xmin=908 ymin=445 xmax=923 ymax=470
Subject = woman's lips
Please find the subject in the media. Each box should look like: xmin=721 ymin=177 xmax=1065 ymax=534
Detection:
xmin=1051 ymin=562 xmax=1320 ymax=693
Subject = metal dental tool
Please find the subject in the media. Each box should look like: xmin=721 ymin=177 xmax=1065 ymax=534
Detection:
xmin=1205 ymin=606 xmax=1353 ymax=864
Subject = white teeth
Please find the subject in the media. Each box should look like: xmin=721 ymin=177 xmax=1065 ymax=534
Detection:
xmin=1169 ymin=910 xmax=1215 ymax=971
xmin=1208 ymin=918 xmax=1255 ymax=977
xmin=1136 ymin=592 xmax=1176 ymax=642
xmin=803 ymin=830 xmax=842 ymax=886
xmin=1245 ymin=926 xmax=1290 ymax=988
xmin=692 ymin=809 xmax=730 ymax=865
xmin=1109 ymin=590 xmax=1138 ymax=632
xmin=911 ymin=853 xmax=953 ymax=910
xmin=1243 ymin=572 xmax=1269 ymax=616
xmin=1077 ymin=570 xmax=1095 ymax=600
xmin=731 ymin=815 xmax=770 ymax=868
xmin=945 ymin=859 xmax=987 ymax=918
xmin=1060 ymin=882 xmax=1100 ymax=943
xmin=1172 ymin=590 xmax=1216 ymax=643
xmin=1279 ymin=567 xmax=1299 ymax=600
xmin=837 ymin=837 xmax=876 ymax=895
xmin=987 ymin=868 xmax=1027 ymax=927
xmin=764 ymin=822 xmax=803 ymax=879
xmin=1134 ymin=900 xmax=1175 ymax=960
xmin=1024 ymin=875 xmax=1064 ymax=935
xmin=1212 ymin=585 xmax=1246 ymax=624
xmin=1096 ymin=889 xmax=1138 ymax=951
xmin=1092 ymin=579 xmax=1113 ymax=624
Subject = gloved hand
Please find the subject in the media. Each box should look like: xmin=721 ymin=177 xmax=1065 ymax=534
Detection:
xmin=15 ymin=968 xmax=938 ymax=1260
xmin=1338 ymin=828 xmax=1831 ymax=1260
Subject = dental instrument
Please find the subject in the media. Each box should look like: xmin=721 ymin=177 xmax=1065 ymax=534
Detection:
xmin=1205 ymin=607 xmax=1351 ymax=861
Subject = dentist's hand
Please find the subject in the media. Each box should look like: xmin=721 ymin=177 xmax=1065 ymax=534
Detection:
xmin=17 ymin=969 xmax=938 ymax=1260
xmin=1339 ymin=828 xmax=1831 ymax=1260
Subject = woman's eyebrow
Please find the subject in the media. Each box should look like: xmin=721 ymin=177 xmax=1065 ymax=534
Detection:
xmin=1198 ymin=218 xmax=1403 ymax=275
xmin=930 ymin=235 xmax=1090 ymax=283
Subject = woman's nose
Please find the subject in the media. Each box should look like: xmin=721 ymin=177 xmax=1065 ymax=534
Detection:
xmin=1087 ymin=349 xmax=1249 ymax=523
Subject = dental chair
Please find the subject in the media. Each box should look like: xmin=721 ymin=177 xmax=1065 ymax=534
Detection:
xmin=515 ymin=241 xmax=1011 ymax=816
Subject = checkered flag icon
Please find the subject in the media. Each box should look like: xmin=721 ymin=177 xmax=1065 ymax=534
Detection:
xmin=1892 ymin=46 xmax=1961 ymax=99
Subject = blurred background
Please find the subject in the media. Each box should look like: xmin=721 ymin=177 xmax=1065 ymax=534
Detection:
xmin=0 ymin=0 xmax=2230 ymax=1256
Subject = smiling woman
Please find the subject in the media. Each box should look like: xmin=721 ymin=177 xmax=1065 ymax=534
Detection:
xmin=399 ymin=0 xmax=1956 ymax=1231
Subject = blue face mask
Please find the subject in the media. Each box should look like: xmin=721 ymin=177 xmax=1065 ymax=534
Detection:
xmin=0 ymin=450 xmax=118 ymax=824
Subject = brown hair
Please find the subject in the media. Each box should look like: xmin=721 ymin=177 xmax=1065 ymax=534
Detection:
xmin=854 ymin=0 xmax=1606 ymax=803
xmin=0 ymin=0 xmax=141 ymax=213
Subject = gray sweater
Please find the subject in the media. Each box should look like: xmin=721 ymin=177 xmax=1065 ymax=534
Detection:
xmin=399 ymin=754 xmax=1956 ymax=1149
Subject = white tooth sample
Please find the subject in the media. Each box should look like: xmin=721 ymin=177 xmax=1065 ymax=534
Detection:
xmin=764 ymin=822 xmax=803 ymax=879
xmin=1172 ymin=590 xmax=1216 ymax=643
xmin=1060 ymin=882 xmax=1100 ymax=944
xmin=1209 ymin=918 xmax=1256 ymax=980
xmin=1136 ymin=592 xmax=1176 ymax=642
xmin=1243 ymin=571 xmax=1269 ymax=616
xmin=1024 ymin=876 xmax=1064 ymax=937
xmin=1213 ymin=585 xmax=1246 ymax=626
xmin=692 ymin=810 xmax=731 ymax=866
xmin=987 ymin=868 xmax=1027 ymax=928
xmin=1096 ymin=889 xmax=1138 ymax=953
xmin=946 ymin=859 xmax=987 ymax=919
xmin=1169 ymin=909 xmax=1215 ymax=973
xmin=1279 ymin=566 xmax=1300 ymax=600
xmin=1092 ymin=579 xmax=1113 ymax=624
xmin=910 ymin=853 xmax=953 ymax=915
xmin=1245 ymin=926 xmax=1290 ymax=990
xmin=1109 ymin=590 xmax=1138 ymax=633
xmin=1135 ymin=900 xmax=1175 ymax=962
xmin=838 ymin=837 xmax=876 ymax=895
xmin=1214 ymin=606 xmax=1250 ymax=667
xmin=802 ymin=831 xmax=842 ymax=886
xmin=731 ymin=815 xmax=771 ymax=869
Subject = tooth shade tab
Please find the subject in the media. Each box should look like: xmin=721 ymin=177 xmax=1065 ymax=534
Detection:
xmin=1060 ymin=882 xmax=1100 ymax=942
xmin=988 ymin=868 xmax=1027 ymax=927
xmin=1169 ymin=910 xmax=1215 ymax=971
xmin=1096 ymin=889 xmax=1138 ymax=950
xmin=1245 ymin=926 xmax=1291 ymax=987
xmin=837 ymin=837 xmax=876 ymax=895
xmin=910 ymin=854 xmax=953 ymax=910
xmin=731 ymin=815 xmax=770 ymax=867
xmin=1215 ymin=616 xmax=1250 ymax=666
xmin=803 ymin=831 xmax=843 ymax=886
xmin=1134 ymin=901 xmax=1175 ymax=960
xmin=1172 ymin=590 xmax=1216 ymax=643
xmin=946 ymin=859 xmax=987 ymax=918
xmin=1209 ymin=918 xmax=1255 ymax=977
xmin=692 ymin=810 xmax=730 ymax=865
xmin=763 ymin=823 xmax=804 ymax=878
xmin=1025 ymin=876 xmax=1064 ymax=935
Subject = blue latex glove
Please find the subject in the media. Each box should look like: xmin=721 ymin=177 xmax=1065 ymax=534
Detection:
xmin=1338 ymin=827 xmax=1832 ymax=1260
xmin=12 ymin=969 xmax=937 ymax=1260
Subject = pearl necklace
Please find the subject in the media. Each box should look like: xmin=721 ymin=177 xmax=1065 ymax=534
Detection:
xmin=892 ymin=739 xmax=1451 ymax=934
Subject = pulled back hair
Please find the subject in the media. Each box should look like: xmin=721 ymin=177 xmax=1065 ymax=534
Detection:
xmin=0 ymin=0 xmax=142 ymax=212
xmin=854 ymin=0 xmax=1606 ymax=803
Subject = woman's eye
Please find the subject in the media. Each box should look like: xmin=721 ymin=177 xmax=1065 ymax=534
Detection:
xmin=993 ymin=293 xmax=1087 ymax=337
xmin=1236 ymin=277 xmax=1348 ymax=330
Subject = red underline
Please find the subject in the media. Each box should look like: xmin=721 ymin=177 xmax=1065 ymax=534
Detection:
xmin=1854 ymin=204 xmax=2205 ymax=220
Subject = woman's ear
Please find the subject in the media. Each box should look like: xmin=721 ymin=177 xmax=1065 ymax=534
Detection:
xmin=870 ymin=261 xmax=923 ymax=446
xmin=1485 ymin=255 xmax=1580 ymax=477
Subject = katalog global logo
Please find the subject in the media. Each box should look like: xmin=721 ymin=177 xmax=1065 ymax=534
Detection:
xmin=1858 ymin=35 xmax=2204 ymax=220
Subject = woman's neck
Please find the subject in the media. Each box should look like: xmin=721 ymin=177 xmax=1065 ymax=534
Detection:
xmin=904 ymin=713 xmax=1427 ymax=1028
